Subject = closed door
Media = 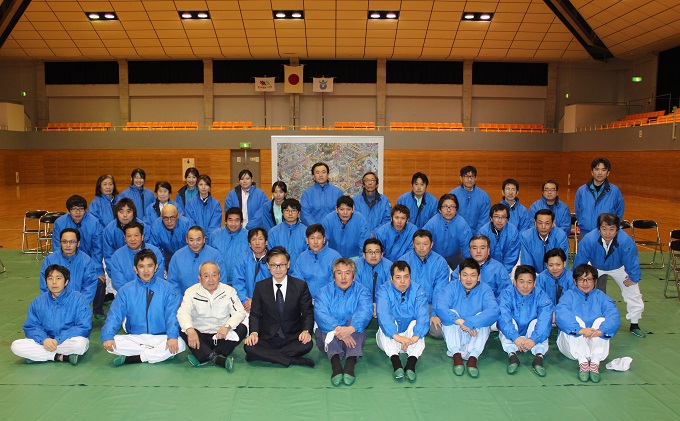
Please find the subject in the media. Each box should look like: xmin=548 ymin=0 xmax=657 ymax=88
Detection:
xmin=230 ymin=150 xmax=261 ymax=186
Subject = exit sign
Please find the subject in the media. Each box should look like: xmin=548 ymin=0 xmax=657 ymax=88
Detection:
xmin=240 ymin=142 xmax=251 ymax=148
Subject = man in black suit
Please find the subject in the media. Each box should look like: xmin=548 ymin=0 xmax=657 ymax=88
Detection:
xmin=243 ymin=246 xmax=315 ymax=367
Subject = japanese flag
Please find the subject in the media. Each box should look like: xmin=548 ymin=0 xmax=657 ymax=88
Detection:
xmin=284 ymin=65 xmax=304 ymax=93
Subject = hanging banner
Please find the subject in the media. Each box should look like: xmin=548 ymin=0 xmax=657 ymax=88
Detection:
xmin=284 ymin=65 xmax=304 ymax=93
xmin=312 ymin=77 xmax=334 ymax=93
xmin=254 ymin=77 xmax=275 ymax=92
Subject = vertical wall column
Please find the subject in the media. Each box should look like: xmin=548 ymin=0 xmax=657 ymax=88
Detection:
xmin=376 ymin=59 xmax=386 ymax=127
xmin=545 ymin=62 xmax=557 ymax=129
xmin=203 ymin=59 xmax=214 ymax=128
xmin=289 ymin=57 xmax=300 ymax=128
xmin=462 ymin=60 xmax=472 ymax=128
xmin=35 ymin=61 xmax=47 ymax=127
xmin=118 ymin=60 xmax=129 ymax=125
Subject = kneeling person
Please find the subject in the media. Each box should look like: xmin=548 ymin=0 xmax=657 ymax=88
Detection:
xmin=177 ymin=261 xmax=248 ymax=371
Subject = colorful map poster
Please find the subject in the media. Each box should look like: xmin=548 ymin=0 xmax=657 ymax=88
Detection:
xmin=271 ymin=136 xmax=384 ymax=200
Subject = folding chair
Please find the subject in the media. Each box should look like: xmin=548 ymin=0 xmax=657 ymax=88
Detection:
xmin=569 ymin=213 xmax=579 ymax=258
xmin=665 ymin=239 xmax=680 ymax=299
xmin=664 ymin=230 xmax=680 ymax=293
xmin=631 ymin=219 xmax=664 ymax=269
xmin=22 ymin=210 xmax=48 ymax=254
xmin=37 ymin=212 xmax=66 ymax=258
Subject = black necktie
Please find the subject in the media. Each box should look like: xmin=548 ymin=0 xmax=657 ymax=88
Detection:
xmin=275 ymin=284 xmax=285 ymax=338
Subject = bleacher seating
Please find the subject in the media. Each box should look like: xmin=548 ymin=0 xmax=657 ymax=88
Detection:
xmin=624 ymin=110 xmax=665 ymax=120
xmin=478 ymin=123 xmax=545 ymax=133
xmin=123 ymin=122 xmax=198 ymax=131
xmin=646 ymin=110 xmax=678 ymax=125
xmin=333 ymin=121 xmax=376 ymax=130
xmin=211 ymin=121 xmax=253 ymax=130
xmin=44 ymin=122 xmax=111 ymax=132
xmin=389 ymin=122 xmax=464 ymax=132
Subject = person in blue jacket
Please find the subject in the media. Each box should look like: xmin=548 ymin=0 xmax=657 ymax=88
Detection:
xmin=175 ymin=167 xmax=199 ymax=210
xmin=144 ymin=180 xmax=183 ymax=226
xmin=119 ymin=168 xmax=156 ymax=219
xmin=184 ymin=174 xmax=222 ymax=240
xmin=268 ymin=198 xmax=307 ymax=267
xmin=479 ymin=203 xmax=520 ymax=272
xmin=498 ymin=265 xmax=553 ymax=377
xmin=423 ymin=193 xmax=472 ymax=269
xmin=501 ymin=178 xmax=532 ymax=233
xmin=436 ymin=258 xmax=500 ymax=378
xmin=40 ymin=228 xmax=98 ymax=305
xmin=321 ymin=195 xmax=370 ymax=259
xmin=535 ymin=248 xmax=574 ymax=307
xmin=208 ymin=207 xmax=249 ymax=286
xmin=291 ymin=224 xmax=341 ymax=299
xmin=103 ymin=198 xmax=142 ymax=274
xmin=89 ymin=174 xmax=120 ymax=228
xmin=575 ymin=158 xmax=625 ymax=236
xmin=12 ymin=265 xmax=91 ymax=365
xmin=354 ymin=238 xmax=393 ymax=315
xmin=376 ymin=261 xmax=430 ymax=383
xmin=520 ymin=209 xmax=569 ymax=272
xmin=314 ymin=258 xmax=373 ymax=386
xmin=396 ymin=172 xmax=438 ymax=229
xmin=450 ymin=165 xmax=491 ymax=234
xmin=146 ymin=204 xmax=192 ymax=270
xmin=374 ymin=204 xmax=418 ymax=262
xmin=108 ymin=221 xmax=165 ymax=292
xmin=52 ymin=195 xmax=104 ymax=276
xmin=230 ymin=227 xmax=271 ymax=311
xmin=224 ymin=169 xmax=268 ymax=230
xmin=101 ymin=250 xmax=186 ymax=365
xmin=529 ymin=180 xmax=572 ymax=236
xmin=166 ymin=226 xmax=226 ymax=296
xmin=398 ymin=229 xmax=451 ymax=338
xmin=574 ymin=213 xmax=645 ymax=338
xmin=352 ymin=171 xmax=391 ymax=233
xmin=451 ymin=235 xmax=510 ymax=299
xmin=556 ymin=264 xmax=620 ymax=383
xmin=300 ymin=162 xmax=343 ymax=226
xmin=251 ymin=181 xmax=287 ymax=232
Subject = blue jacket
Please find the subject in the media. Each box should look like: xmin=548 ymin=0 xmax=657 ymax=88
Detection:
xmin=451 ymin=257 xmax=510 ymax=299
xmin=555 ymin=288 xmax=620 ymax=339
xmin=423 ymin=213 xmax=472 ymax=260
xmin=146 ymin=215 xmax=192 ymax=268
xmin=374 ymin=221 xmax=418 ymax=262
xmin=376 ymin=281 xmax=430 ymax=338
xmin=40 ymin=249 xmax=98 ymax=304
xmin=498 ymin=286 xmax=553 ymax=344
xmin=502 ymin=198 xmax=532 ymax=233
xmin=103 ymin=218 xmax=145 ymax=276
xmin=314 ymin=281 xmax=373 ymax=334
xmin=574 ymin=229 xmax=641 ymax=282
xmin=184 ymin=195 xmax=222 ymax=239
xmin=108 ymin=244 xmax=165 ymax=292
xmin=450 ymin=185 xmax=491 ymax=234
xmin=300 ymin=182 xmax=343 ymax=226
xmin=536 ymin=268 xmax=575 ymax=307
xmin=53 ymin=213 xmax=104 ymax=276
xmin=143 ymin=199 xmax=183 ymax=226
xmin=322 ymin=211 xmax=370 ymax=258
xmin=101 ymin=276 xmax=181 ymax=341
xmin=166 ymin=244 xmax=226 ymax=296
xmin=268 ymin=220 xmax=308 ymax=267
xmin=396 ymin=191 xmax=438 ymax=229
xmin=175 ymin=185 xmax=198 ymax=210
xmin=354 ymin=256 xmax=393 ymax=303
xmin=479 ymin=221 xmax=520 ymax=272
xmin=352 ymin=191 xmax=391 ymax=233
xmin=291 ymin=245 xmax=342 ymax=299
xmin=120 ymin=185 xmax=156 ymax=219
xmin=398 ymin=250 xmax=450 ymax=310
xmin=575 ymin=179 xmax=625 ymax=235
xmin=435 ymin=281 xmax=499 ymax=330
xmin=529 ymin=196 xmax=572 ymax=236
xmin=24 ymin=289 xmax=92 ymax=345
xmin=251 ymin=199 xmax=280 ymax=232
xmin=89 ymin=194 xmax=119 ymax=228
xmin=208 ymin=226 xmax=249 ymax=286
xmin=231 ymin=250 xmax=271 ymax=302
xmin=225 ymin=185 xmax=269 ymax=230
xmin=520 ymin=227 xmax=569 ymax=271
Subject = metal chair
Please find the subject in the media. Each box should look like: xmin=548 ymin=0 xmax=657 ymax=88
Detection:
xmin=568 ymin=213 xmax=579 ymax=258
xmin=665 ymin=239 xmax=680 ymax=299
xmin=631 ymin=219 xmax=664 ymax=269
xmin=664 ymin=230 xmax=680 ymax=290
xmin=22 ymin=210 xmax=48 ymax=254
xmin=37 ymin=212 xmax=66 ymax=258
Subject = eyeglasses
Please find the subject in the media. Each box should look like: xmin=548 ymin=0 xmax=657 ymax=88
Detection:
xmin=162 ymin=215 xmax=178 ymax=221
xmin=462 ymin=174 xmax=476 ymax=179
xmin=283 ymin=209 xmax=299 ymax=213
xmin=441 ymin=205 xmax=457 ymax=210
xmin=543 ymin=188 xmax=557 ymax=192
xmin=70 ymin=207 xmax=85 ymax=213
xmin=577 ymin=277 xmax=595 ymax=284
xmin=268 ymin=263 xmax=288 ymax=269
xmin=364 ymin=250 xmax=382 ymax=255
xmin=60 ymin=240 xmax=77 ymax=245
xmin=492 ymin=214 xmax=508 ymax=220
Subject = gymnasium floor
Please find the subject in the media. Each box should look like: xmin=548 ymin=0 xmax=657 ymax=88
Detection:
xmin=1 ymin=185 xmax=679 ymax=420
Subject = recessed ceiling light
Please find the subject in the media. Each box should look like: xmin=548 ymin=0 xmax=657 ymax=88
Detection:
xmin=273 ymin=10 xmax=305 ymax=20
xmin=480 ymin=14 xmax=491 ymax=20
xmin=461 ymin=12 xmax=494 ymax=22
xmin=368 ymin=11 xmax=400 ymax=20
xmin=464 ymin=14 xmax=475 ymax=20
xmin=386 ymin=12 xmax=397 ymax=19
xmin=86 ymin=12 xmax=118 ymax=21
xmin=370 ymin=12 xmax=381 ymax=19
xmin=197 ymin=12 xmax=208 ymax=19
xmin=179 ymin=11 xmax=211 ymax=20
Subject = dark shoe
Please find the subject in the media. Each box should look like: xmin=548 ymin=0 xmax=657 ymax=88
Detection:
xmin=589 ymin=362 xmax=601 ymax=383
xmin=113 ymin=356 xmax=126 ymax=367
xmin=291 ymin=357 xmax=315 ymax=368
xmin=342 ymin=373 xmax=356 ymax=386
xmin=507 ymin=353 xmax=520 ymax=375
xmin=393 ymin=367 xmax=405 ymax=381
xmin=68 ymin=354 xmax=79 ymax=366
xmin=225 ymin=356 xmax=234 ymax=373
xmin=405 ymin=369 xmax=417 ymax=383
xmin=630 ymin=327 xmax=646 ymax=338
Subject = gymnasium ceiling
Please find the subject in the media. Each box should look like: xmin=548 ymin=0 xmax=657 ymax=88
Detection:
xmin=0 ymin=0 xmax=679 ymax=62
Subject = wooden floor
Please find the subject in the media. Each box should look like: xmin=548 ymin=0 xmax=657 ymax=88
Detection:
xmin=0 ymin=183 xmax=677 ymax=251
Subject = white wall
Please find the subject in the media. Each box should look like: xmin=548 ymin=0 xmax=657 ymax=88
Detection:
xmin=386 ymin=84 xmax=463 ymax=123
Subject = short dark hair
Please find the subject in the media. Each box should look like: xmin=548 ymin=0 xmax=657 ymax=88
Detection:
xmin=45 ymin=264 xmax=70 ymax=281
xmin=267 ymin=246 xmax=289 ymax=263
xmin=306 ymin=224 xmax=325 ymax=238
xmin=411 ymin=172 xmax=429 ymax=186
xmin=543 ymin=247 xmax=567 ymax=263
xmin=336 ymin=195 xmax=354 ymax=208
xmin=469 ymin=234 xmax=490 ymax=247
xmin=502 ymin=178 xmax=519 ymax=191
xmin=391 ymin=204 xmax=410 ymax=220
xmin=458 ymin=258 xmax=480 ymax=274
xmin=591 ymin=158 xmax=611 ymax=171
xmin=460 ymin=165 xmax=477 ymax=177
xmin=542 ymin=180 xmax=559 ymax=191
xmin=534 ymin=208 xmax=554 ymax=221
xmin=390 ymin=260 xmax=411 ymax=276
xmin=188 ymin=225 xmax=205 ymax=237
xmin=115 ymin=198 xmax=137 ymax=219
xmin=131 ymin=168 xmax=146 ymax=180
xmin=248 ymin=227 xmax=268 ymax=242
xmin=197 ymin=174 xmax=211 ymax=187
xmin=438 ymin=193 xmax=459 ymax=211
xmin=514 ymin=265 xmax=536 ymax=281
xmin=311 ymin=162 xmax=329 ymax=175
xmin=66 ymin=195 xmax=88 ymax=211
xmin=272 ymin=180 xmax=288 ymax=193
xmin=489 ymin=203 xmax=510 ymax=218
xmin=362 ymin=171 xmax=379 ymax=184
xmin=154 ymin=181 xmax=172 ymax=194
xmin=225 ymin=207 xmax=243 ymax=221
xmin=184 ymin=167 xmax=199 ymax=179
xmin=60 ymin=227 xmax=80 ymax=242
xmin=597 ymin=213 xmax=620 ymax=229
xmin=572 ymin=264 xmax=598 ymax=282
xmin=281 ymin=198 xmax=301 ymax=212
xmin=134 ymin=249 xmax=157 ymax=266
xmin=363 ymin=238 xmax=383 ymax=253
xmin=123 ymin=220 xmax=145 ymax=235
xmin=95 ymin=174 xmax=118 ymax=197
xmin=238 ymin=169 xmax=253 ymax=180
xmin=412 ymin=229 xmax=432 ymax=242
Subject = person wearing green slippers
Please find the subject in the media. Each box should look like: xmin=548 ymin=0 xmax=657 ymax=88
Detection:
xmin=498 ymin=265 xmax=553 ymax=377
xmin=376 ymin=261 xmax=429 ymax=383
xmin=177 ymin=261 xmax=247 ymax=371
xmin=314 ymin=258 xmax=372 ymax=386
xmin=436 ymin=258 xmax=499 ymax=378
xmin=556 ymin=264 xmax=620 ymax=383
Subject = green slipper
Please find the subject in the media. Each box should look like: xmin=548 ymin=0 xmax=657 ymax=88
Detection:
xmin=590 ymin=371 xmax=601 ymax=383
xmin=507 ymin=362 xmax=519 ymax=375
xmin=187 ymin=354 xmax=201 ymax=367
xmin=453 ymin=364 xmax=465 ymax=376
xmin=578 ymin=370 xmax=589 ymax=382
xmin=467 ymin=366 xmax=479 ymax=378
xmin=25 ymin=358 xmax=38 ymax=364
xmin=630 ymin=328 xmax=646 ymax=338
xmin=93 ymin=314 xmax=106 ymax=322
xmin=68 ymin=354 xmax=79 ymax=366
xmin=532 ymin=364 xmax=546 ymax=377
xmin=342 ymin=373 xmax=356 ymax=386
xmin=225 ymin=356 xmax=234 ymax=372
xmin=393 ymin=367 xmax=405 ymax=381
xmin=405 ymin=369 xmax=417 ymax=383
xmin=113 ymin=356 xmax=126 ymax=367
xmin=331 ymin=374 xmax=343 ymax=386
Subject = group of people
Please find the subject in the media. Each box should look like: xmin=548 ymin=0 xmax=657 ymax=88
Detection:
xmin=11 ymin=157 xmax=644 ymax=385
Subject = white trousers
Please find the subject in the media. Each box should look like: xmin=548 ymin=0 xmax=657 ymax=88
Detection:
xmin=11 ymin=337 xmax=89 ymax=361
xmin=441 ymin=323 xmax=491 ymax=360
xmin=108 ymin=334 xmax=186 ymax=363
xmin=376 ymin=320 xmax=425 ymax=358
xmin=597 ymin=266 xmax=644 ymax=323
xmin=557 ymin=316 xmax=610 ymax=364
xmin=499 ymin=319 xmax=549 ymax=355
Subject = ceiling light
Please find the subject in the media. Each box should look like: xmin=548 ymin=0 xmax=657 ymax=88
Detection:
xmin=273 ymin=10 xmax=305 ymax=20
xmin=197 ymin=12 xmax=208 ymax=19
xmin=461 ymin=12 xmax=494 ymax=22
xmin=86 ymin=12 xmax=118 ymax=21
xmin=464 ymin=14 xmax=475 ymax=20
xmin=275 ymin=12 xmax=286 ymax=18
xmin=178 ymin=11 xmax=211 ymax=20
xmin=368 ymin=11 xmax=400 ymax=20
xmin=386 ymin=12 xmax=397 ymax=19
xmin=370 ymin=12 xmax=381 ymax=19
xmin=480 ymin=14 xmax=491 ymax=20
xmin=104 ymin=13 xmax=116 ymax=19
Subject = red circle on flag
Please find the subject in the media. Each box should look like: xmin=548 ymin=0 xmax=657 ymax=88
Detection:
xmin=288 ymin=74 xmax=300 ymax=85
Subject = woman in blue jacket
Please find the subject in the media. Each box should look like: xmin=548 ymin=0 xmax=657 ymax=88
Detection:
xmin=224 ymin=169 xmax=268 ymax=230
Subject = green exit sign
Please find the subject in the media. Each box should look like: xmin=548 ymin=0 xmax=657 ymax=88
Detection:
xmin=631 ymin=76 xmax=642 ymax=82
xmin=240 ymin=142 xmax=251 ymax=148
